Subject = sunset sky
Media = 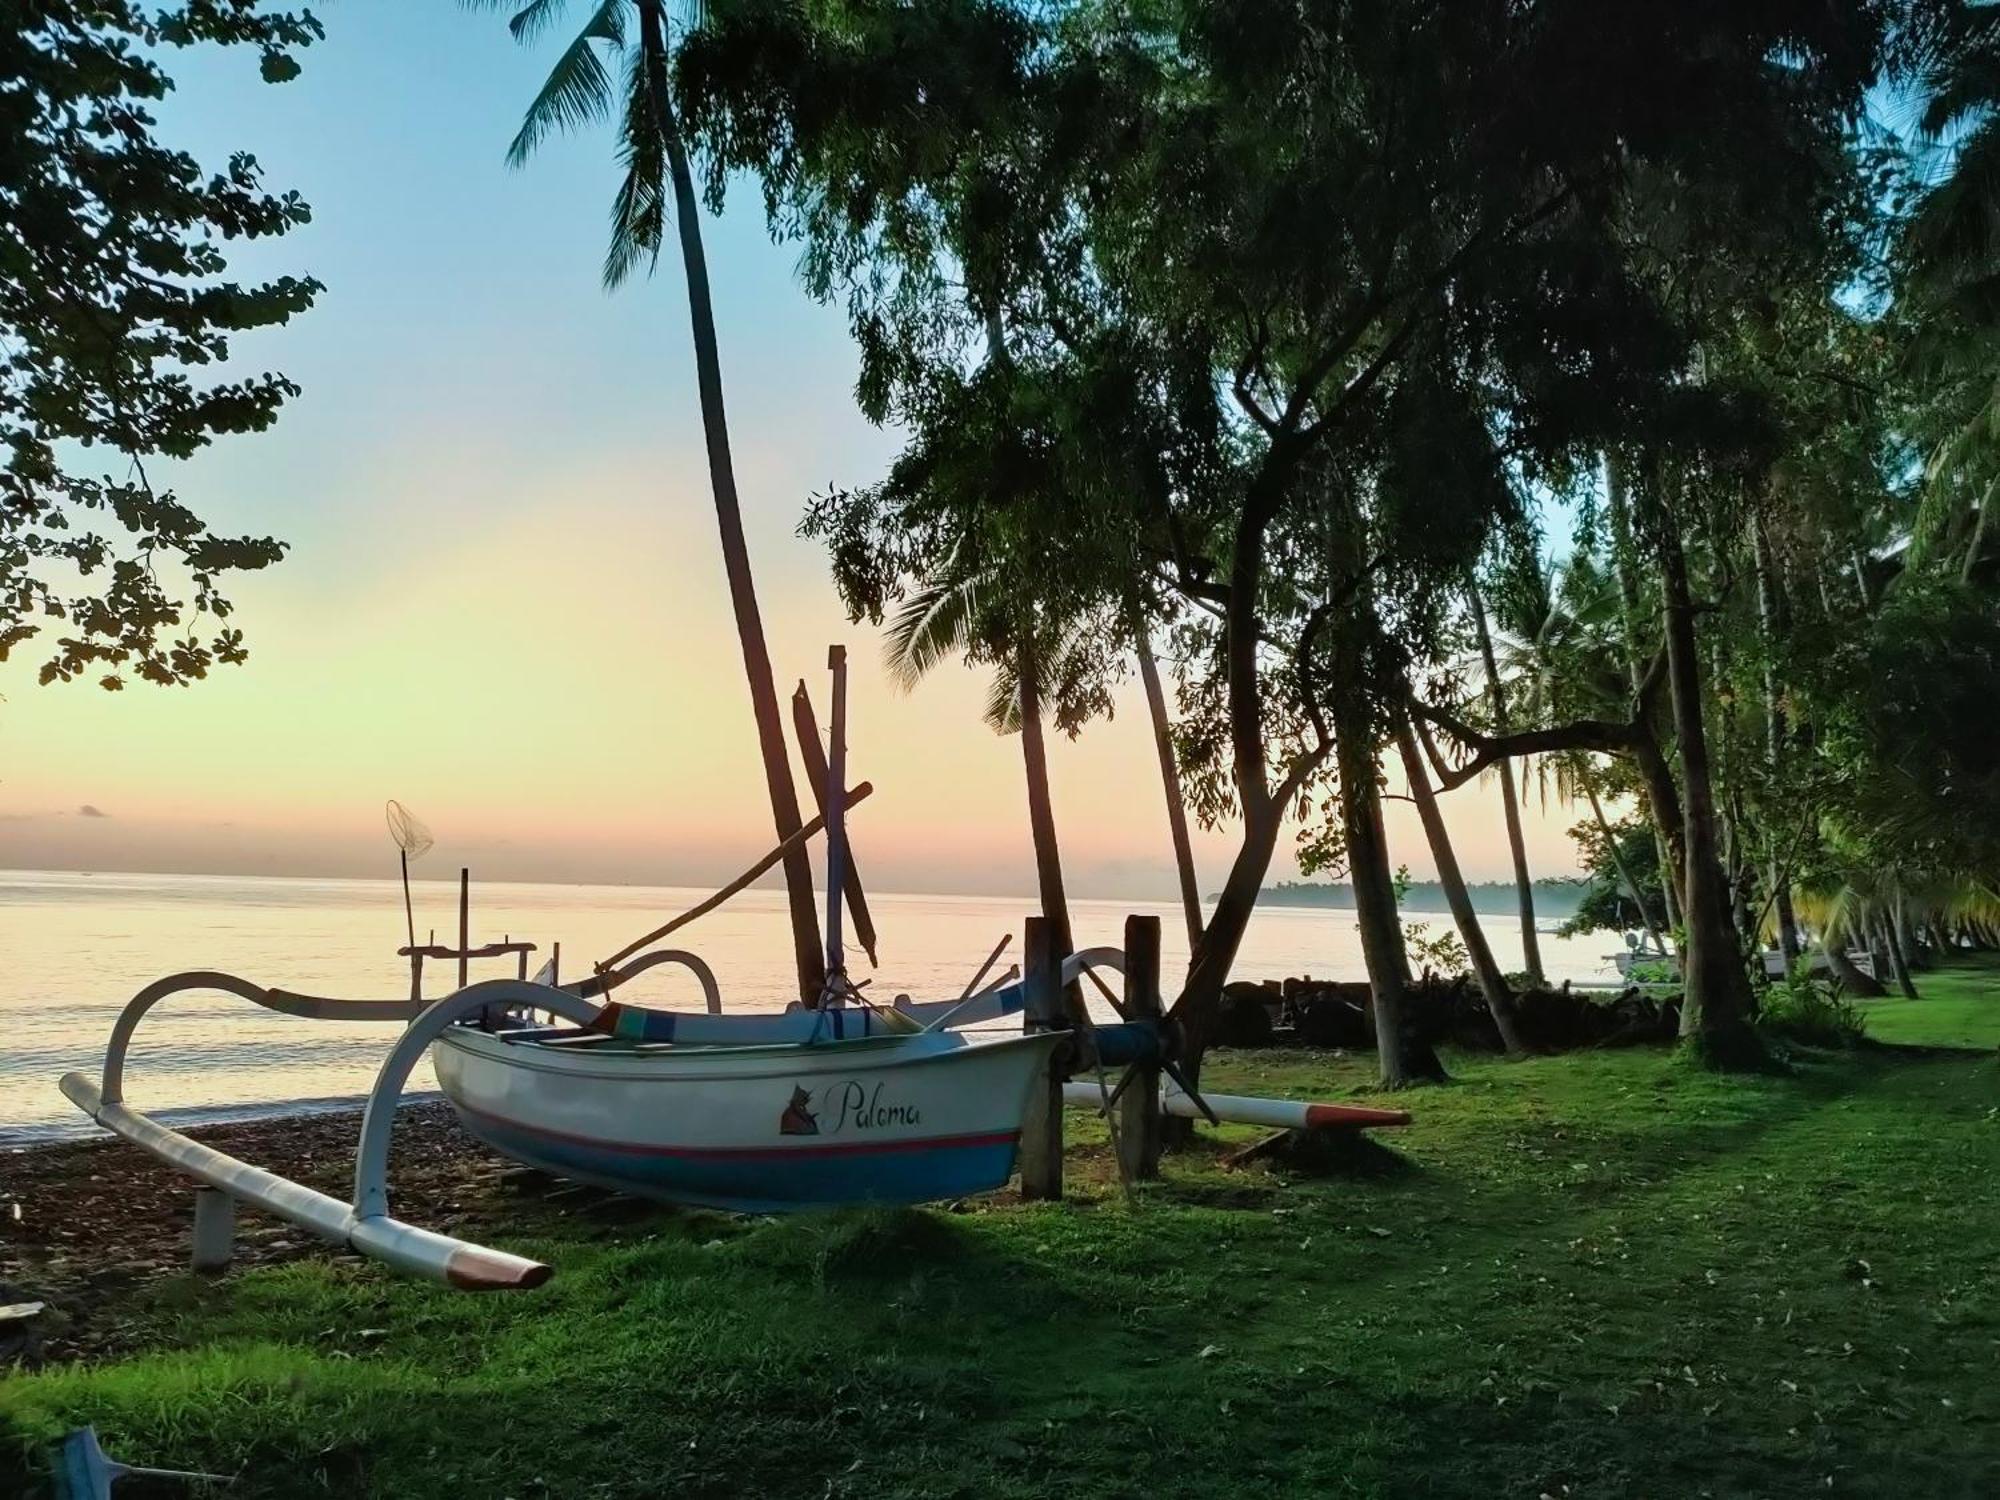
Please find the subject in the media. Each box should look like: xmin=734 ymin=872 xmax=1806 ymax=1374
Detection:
xmin=0 ymin=3 xmax=1587 ymax=898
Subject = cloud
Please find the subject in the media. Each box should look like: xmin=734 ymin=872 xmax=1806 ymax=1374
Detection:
xmin=77 ymin=804 xmax=109 ymax=819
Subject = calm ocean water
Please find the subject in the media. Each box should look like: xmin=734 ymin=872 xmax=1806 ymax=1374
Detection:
xmin=0 ymin=869 xmax=1620 ymax=1141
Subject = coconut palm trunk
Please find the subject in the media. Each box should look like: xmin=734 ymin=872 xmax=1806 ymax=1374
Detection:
xmin=1395 ymin=716 xmax=1525 ymax=1052
xmin=1660 ymin=526 xmax=1763 ymax=1066
xmin=1584 ymin=780 xmax=1669 ymax=957
xmin=639 ymin=4 xmax=823 ymax=1001
xmin=1881 ymin=905 xmax=1919 ymax=998
xmin=1339 ymin=717 xmax=1446 ymax=1088
xmin=1751 ymin=516 xmax=1802 ymax=963
xmin=1014 ymin=628 xmax=1079 ymax=1010
xmin=1467 ymin=582 xmax=1543 ymax=984
xmin=1132 ymin=603 xmax=1203 ymax=952
xmin=1821 ymin=930 xmax=1883 ymax=997
xmin=1607 ymin=454 xmax=1687 ymax=950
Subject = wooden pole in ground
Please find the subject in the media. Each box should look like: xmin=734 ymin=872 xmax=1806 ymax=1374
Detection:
xmin=190 ymin=1186 xmax=234 ymax=1273
xmin=1118 ymin=913 xmax=1163 ymax=1182
xmin=1018 ymin=916 xmax=1066 ymax=1201
xmin=457 ymin=868 xmax=470 ymax=991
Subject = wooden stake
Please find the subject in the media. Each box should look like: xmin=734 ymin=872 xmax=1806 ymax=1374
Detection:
xmin=793 ymin=681 xmax=879 ymax=965
xmin=191 ymin=1186 xmax=234 ymax=1273
xmin=1118 ymin=913 xmax=1164 ymax=1182
xmin=457 ymin=868 xmax=470 ymax=991
xmin=1018 ymin=916 xmax=1066 ymax=1201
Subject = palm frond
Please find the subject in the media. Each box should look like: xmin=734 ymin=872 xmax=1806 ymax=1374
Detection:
xmin=983 ymin=661 xmax=1024 ymax=735
xmin=883 ymin=579 xmax=982 ymax=692
xmin=604 ymin=44 xmax=667 ymax=287
xmin=503 ymin=0 xmax=627 ymax=168
xmin=505 ymin=0 xmax=577 ymax=42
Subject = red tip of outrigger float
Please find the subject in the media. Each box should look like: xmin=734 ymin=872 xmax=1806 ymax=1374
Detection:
xmin=1302 ymin=1102 xmax=1413 ymax=1129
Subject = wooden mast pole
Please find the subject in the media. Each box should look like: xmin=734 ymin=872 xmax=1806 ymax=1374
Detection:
xmin=457 ymin=868 xmax=470 ymax=991
xmin=822 ymin=645 xmax=848 ymax=1003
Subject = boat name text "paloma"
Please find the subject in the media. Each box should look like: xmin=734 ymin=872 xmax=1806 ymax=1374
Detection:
xmin=830 ymin=1080 xmax=921 ymax=1132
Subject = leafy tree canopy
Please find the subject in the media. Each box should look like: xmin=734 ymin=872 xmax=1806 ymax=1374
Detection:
xmin=2 ymin=0 xmax=321 ymax=690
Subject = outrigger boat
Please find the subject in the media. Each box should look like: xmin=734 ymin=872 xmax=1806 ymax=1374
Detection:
xmin=58 ymin=648 xmax=1130 ymax=1286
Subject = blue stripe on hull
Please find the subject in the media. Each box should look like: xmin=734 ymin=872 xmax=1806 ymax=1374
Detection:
xmin=456 ymin=1111 xmax=1022 ymax=1214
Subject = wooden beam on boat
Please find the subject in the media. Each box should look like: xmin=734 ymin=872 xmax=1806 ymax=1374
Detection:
xmin=792 ymin=681 xmax=879 ymax=966
xmin=598 ymin=782 xmax=874 ymax=972
xmin=1118 ymin=914 xmax=1164 ymax=1182
xmin=1018 ymin=917 xmax=1067 ymax=1201
xmin=397 ymin=941 xmax=536 ymax=962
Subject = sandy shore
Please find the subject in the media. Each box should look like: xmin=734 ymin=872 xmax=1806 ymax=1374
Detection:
xmin=1 ymin=1102 xmax=541 ymax=1365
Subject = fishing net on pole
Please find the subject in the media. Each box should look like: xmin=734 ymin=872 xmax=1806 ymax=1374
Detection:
xmin=386 ymin=800 xmax=434 ymax=860
xmin=385 ymin=799 xmax=434 ymax=950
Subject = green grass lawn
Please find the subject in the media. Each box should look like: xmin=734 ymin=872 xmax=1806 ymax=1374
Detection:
xmin=1856 ymin=952 xmax=2000 ymax=1049
xmin=5 ymin=971 xmax=1997 ymax=1498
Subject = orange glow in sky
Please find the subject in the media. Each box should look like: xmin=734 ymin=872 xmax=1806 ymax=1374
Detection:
xmin=0 ymin=8 xmax=1584 ymax=899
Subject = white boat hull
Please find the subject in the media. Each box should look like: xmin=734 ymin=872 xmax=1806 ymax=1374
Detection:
xmin=434 ymin=1027 xmax=1061 ymax=1212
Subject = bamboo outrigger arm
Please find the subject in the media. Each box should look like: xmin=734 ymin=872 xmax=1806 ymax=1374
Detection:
xmin=60 ymin=974 xmax=605 ymax=1291
xmin=900 ymin=946 xmax=1127 ymax=1031
xmin=567 ymin=948 xmax=721 ymax=1011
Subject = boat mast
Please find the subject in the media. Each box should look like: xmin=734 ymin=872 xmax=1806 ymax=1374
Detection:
xmin=822 ymin=644 xmax=848 ymax=1003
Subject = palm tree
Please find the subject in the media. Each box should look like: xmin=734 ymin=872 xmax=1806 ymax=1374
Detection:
xmin=1130 ymin=594 xmax=1204 ymax=952
xmin=882 ymin=571 xmax=1078 ymax=994
xmin=472 ymin=0 xmax=823 ymax=1000
xmin=1899 ymin=14 xmax=2000 ymax=589
xmin=1393 ymin=715 xmax=1526 ymax=1053
xmin=1465 ymin=578 xmax=1542 ymax=984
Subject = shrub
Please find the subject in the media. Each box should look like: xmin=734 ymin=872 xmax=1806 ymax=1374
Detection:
xmin=1758 ymin=963 xmax=1867 ymax=1048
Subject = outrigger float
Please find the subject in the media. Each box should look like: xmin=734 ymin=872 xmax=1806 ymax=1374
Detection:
xmin=59 ymin=648 xmax=1408 ymax=1291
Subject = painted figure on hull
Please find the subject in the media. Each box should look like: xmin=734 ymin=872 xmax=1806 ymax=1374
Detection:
xmin=778 ymin=1085 xmax=820 ymax=1136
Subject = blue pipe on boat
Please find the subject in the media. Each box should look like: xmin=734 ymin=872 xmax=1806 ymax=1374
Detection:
xmin=1089 ymin=1021 xmax=1168 ymax=1067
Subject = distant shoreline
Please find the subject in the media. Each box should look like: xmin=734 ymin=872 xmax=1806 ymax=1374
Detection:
xmin=1 ymin=866 xmax=1588 ymax=910
xmin=1237 ymin=880 xmax=1584 ymax=919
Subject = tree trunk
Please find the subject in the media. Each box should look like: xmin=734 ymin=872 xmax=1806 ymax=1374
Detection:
xmin=1133 ymin=603 xmax=1204 ymax=953
xmin=1171 ymin=455 xmax=1311 ymax=1113
xmin=1395 ymin=717 xmax=1525 ymax=1052
xmin=647 ymin=19 xmax=822 ymax=1003
xmin=1584 ymin=781 xmax=1668 ymax=956
xmin=1850 ymin=547 xmax=1875 ymax=612
xmin=1366 ymin=775 xmax=1413 ymax=988
xmin=1608 ymin=454 xmax=1687 ymax=953
xmin=1341 ymin=718 xmax=1445 ymax=1087
xmin=1467 ymin=582 xmax=1543 ymax=983
xmin=1821 ymin=932 xmax=1883 ymax=997
xmin=1751 ymin=516 xmax=1801 ymax=965
xmin=1165 ymin=795 xmax=1285 ymax=1147
xmin=1893 ymin=900 xmax=1929 ymax=972
xmin=1880 ymin=906 xmax=1919 ymax=998
xmin=1660 ymin=527 xmax=1764 ymax=1067
xmin=1015 ymin=632 xmax=1080 ymax=1012
xmin=1960 ymin=482 xmax=1993 ymax=585
xmin=1864 ymin=910 xmax=1892 ymax=988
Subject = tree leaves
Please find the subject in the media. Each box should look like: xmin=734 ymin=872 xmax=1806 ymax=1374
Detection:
xmin=2 ymin=3 xmax=318 ymax=690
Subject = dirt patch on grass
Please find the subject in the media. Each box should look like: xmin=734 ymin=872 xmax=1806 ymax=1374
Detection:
xmin=0 ymin=1103 xmax=533 ymax=1364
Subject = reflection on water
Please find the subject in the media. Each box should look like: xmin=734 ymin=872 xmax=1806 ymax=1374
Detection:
xmin=0 ymin=870 xmax=1618 ymax=1140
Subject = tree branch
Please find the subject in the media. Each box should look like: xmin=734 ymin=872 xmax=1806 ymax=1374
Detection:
xmin=1411 ymin=695 xmax=1634 ymax=792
